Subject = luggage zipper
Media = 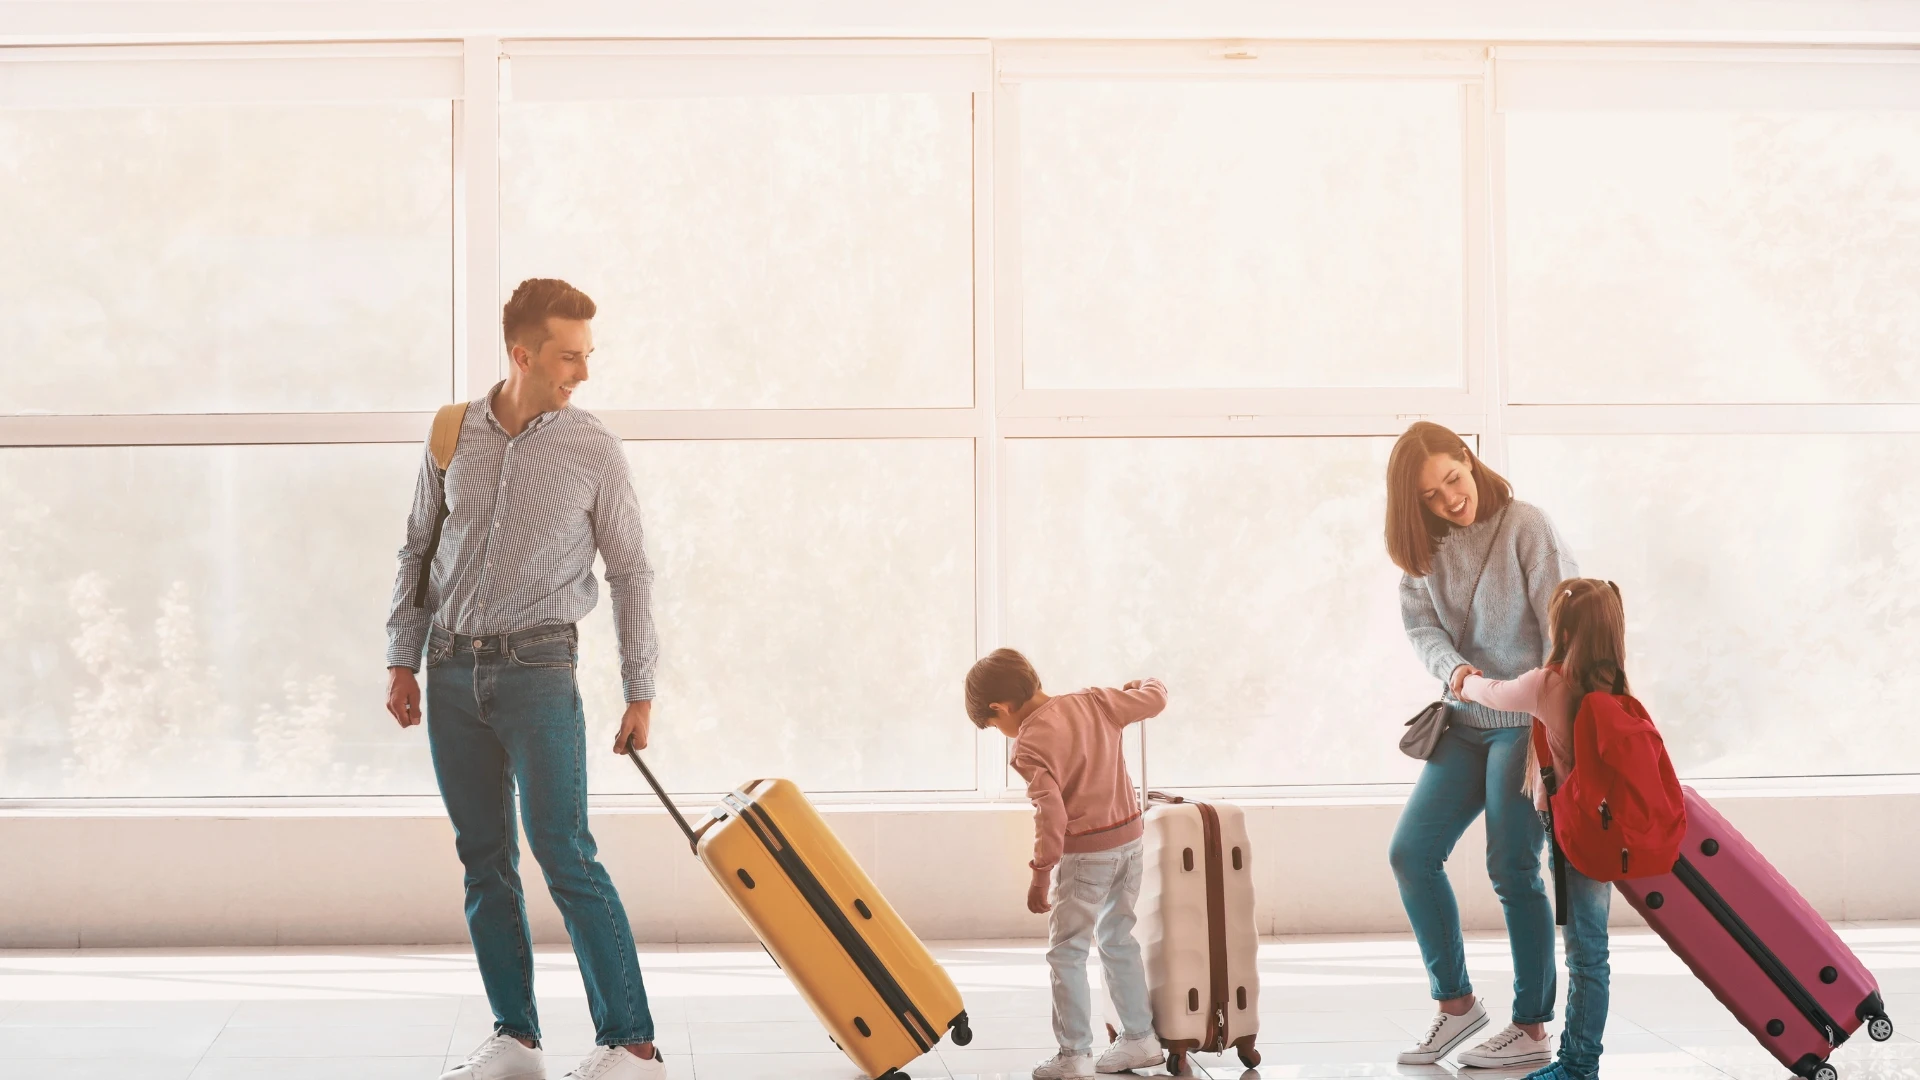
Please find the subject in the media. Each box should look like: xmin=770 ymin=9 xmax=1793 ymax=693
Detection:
xmin=1195 ymin=801 xmax=1231 ymax=1052
xmin=726 ymin=794 xmax=940 ymax=1054
xmin=1670 ymin=856 xmax=1846 ymax=1047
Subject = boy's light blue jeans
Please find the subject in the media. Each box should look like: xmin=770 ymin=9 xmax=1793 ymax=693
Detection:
xmin=1389 ymin=723 xmax=1557 ymax=1025
xmin=1048 ymin=838 xmax=1155 ymax=1055
xmin=1554 ymin=861 xmax=1612 ymax=1080
xmin=424 ymin=623 xmax=654 ymax=1048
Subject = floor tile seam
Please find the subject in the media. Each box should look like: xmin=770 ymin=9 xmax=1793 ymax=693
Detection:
xmin=191 ymin=997 xmax=240 ymax=1080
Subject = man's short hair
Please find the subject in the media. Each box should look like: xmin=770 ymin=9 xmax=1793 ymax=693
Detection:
xmin=502 ymin=278 xmax=597 ymax=351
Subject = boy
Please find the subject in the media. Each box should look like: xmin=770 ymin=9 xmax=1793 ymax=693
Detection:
xmin=966 ymin=648 xmax=1168 ymax=1080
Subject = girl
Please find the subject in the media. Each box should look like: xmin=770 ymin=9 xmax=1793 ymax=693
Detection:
xmin=1385 ymin=421 xmax=1579 ymax=1070
xmin=1456 ymin=578 xmax=1629 ymax=1080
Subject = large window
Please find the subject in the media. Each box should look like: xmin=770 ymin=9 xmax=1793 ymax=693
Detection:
xmin=2 ymin=103 xmax=453 ymax=414
xmin=500 ymin=91 xmax=974 ymax=410
xmin=1016 ymin=79 xmax=1465 ymax=391
xmin=1498 ymin=48 xmax=1920 ymax=778
xmin=3 ymin=40 xmax=1918 ymax=803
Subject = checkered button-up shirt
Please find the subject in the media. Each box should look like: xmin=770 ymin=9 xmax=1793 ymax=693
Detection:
xmin=385 ymin=386 xmax=658 ymax=701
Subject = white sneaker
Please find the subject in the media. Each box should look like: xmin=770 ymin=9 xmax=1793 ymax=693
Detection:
xmin=1033 ymin=1050 xmax=1096 ymax=1080
xmin=1457 ymin=1023 xmax=1554 ymax=1069
xmin=1397 ymin=1000 xmax=1489 ymax=1065
xmin=442 ymin=1033 xmax=546 ymax=1080
xmin=1096 ymin=1033 xmax=1166 ymax=1073
xmin=561 ymin=1045 xmax=666 ymax=1080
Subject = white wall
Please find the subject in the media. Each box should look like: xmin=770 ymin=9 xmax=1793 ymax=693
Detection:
xmin=5 ymin=790 xmax=1915 ymax=948
xmin=5 ymin=0 xmax=1920 ymax=46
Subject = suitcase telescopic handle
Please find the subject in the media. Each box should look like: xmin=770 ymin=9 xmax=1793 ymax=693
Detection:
xmin=1139 ymin=710 xmax=1149 ymax=810
xmin=627 ymin=749 xmax=699 ymax=853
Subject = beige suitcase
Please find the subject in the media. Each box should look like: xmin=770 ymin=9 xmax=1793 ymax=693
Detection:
xmin=1131 ymin=728 xmax=1261 ymax=1072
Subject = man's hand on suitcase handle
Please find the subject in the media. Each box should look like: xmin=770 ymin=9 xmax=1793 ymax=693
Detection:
xmin=386 ymin=667 xmax=422 ymax=729
xmin=613 ymin=700 xmax=653 ymax=754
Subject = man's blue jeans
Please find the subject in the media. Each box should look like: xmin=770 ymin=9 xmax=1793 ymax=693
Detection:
xmin=425 ymin=623 xmax=653 ymax=1047
xmin=1389 ymin=723 xmax=1557 ymax=1026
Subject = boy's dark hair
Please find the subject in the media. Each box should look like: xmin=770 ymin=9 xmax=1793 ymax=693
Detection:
xmin=502 ymin=277 xmax=597 ymax=352
xmin=966 ymin=648 xmax=1041 ymax=727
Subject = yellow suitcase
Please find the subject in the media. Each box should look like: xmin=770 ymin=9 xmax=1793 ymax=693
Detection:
xmin=629 ymin=752 xmax=972 ymax=1079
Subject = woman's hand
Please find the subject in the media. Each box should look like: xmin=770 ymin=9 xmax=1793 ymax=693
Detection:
xmin=1449 ymin=664 xmax=1482 ymax=698
xmin=1027 ymin=878 xmax=1052 ymax=914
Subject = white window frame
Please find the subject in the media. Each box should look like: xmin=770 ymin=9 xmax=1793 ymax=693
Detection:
xmin=4 ymin=38 xmax=1919 ymax=809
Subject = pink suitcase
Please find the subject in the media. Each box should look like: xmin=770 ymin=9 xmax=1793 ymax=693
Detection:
xmin=1617 ymin=786 xmax=1894 ymax=1080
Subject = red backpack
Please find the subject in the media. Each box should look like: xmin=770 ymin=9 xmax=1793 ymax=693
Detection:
xmin=1533 ymin=691 xmax=1686 ymax=898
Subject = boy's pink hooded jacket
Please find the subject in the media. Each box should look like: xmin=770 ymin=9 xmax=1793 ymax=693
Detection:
xmin=1010 ymin=679 xmax=1168 ymax=880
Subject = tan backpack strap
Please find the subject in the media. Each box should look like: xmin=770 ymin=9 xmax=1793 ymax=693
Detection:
xmin=428 ymin=403 xmax=468 ymax=472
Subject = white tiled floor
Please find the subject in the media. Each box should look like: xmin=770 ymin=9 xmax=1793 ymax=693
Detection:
xmin=1 ymin=924 xmax=1916 ymax=1080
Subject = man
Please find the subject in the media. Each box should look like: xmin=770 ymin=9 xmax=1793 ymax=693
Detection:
xmin=385 ymin=278 xmax=665 ymax=1080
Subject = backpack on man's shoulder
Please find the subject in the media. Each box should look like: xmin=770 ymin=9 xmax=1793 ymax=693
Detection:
xmin=411 ymin=403 xmax=469 ymax=609
xmin=1534 ymin=689 xmax=1687 ymax=892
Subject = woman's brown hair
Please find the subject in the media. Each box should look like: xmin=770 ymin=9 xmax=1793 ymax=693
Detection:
xmin=1547 ymin=578 xmax=1630 ymax=698
xmin=965 ymin=648 xmax=1040 ymax=727
xmin=1384 ymin=421 xmax=1514 ymax=577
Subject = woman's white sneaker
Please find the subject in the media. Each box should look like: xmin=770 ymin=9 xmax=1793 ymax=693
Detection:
xmin=1096 ymin=1033 xmax=1167 ymax=1073
xmin=441 ymin=1033 xmax=546 ymax=1080
xmin=1397 ymin=1001 xmax=1490 ymax=1065
xmin=1457 ymin=1023 xmax=1554 ymax=1069
xmin=1032 ymin=1050 xmax=1096 ymax=1079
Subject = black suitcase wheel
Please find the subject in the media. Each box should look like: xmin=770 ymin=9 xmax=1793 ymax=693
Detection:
xmin=1166 ymin=1048 xmax=1189 ymax=1075
xmin=1868 ymin=1015 xmax=1895 ymax=1042
xmin=950 ymin=1022 xmax=973 ymax=1047
xmin=1813 ymin=1066 xmax=1838 ymax=1080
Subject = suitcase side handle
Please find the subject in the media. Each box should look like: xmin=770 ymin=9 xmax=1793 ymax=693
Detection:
xmin=628 ymin=749 xmax=700 ymax=853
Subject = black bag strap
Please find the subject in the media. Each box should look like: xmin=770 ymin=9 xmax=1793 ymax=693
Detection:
xmin=1441 ymin=503 xmax=1510 ymax=699
xmin=410 ymin=404 xmax=468 ymax=610
xmin=1537 ymin=744 xmax=1569 ymax=926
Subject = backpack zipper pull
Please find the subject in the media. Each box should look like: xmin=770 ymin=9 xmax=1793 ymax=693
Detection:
xmin=1599 ymin=801 xmax=1612 ymax=830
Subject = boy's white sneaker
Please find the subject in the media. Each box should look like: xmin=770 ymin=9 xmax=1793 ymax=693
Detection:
xmin=1457 ymin=1023 xmax=1554 ymax=1069
xmin=441 ymin=1033 xmax=546 ymax=1080
xmin=1096 ymin=1033 xmax=1166 ymax=1073
xmin=561 ymin=1046 xmax=666 ymax=1080
xmin=1033 ymin=1050 xmax=1096 ymax=1080
xmin=1397 ymin=1000 xmax=1489 ymax=1065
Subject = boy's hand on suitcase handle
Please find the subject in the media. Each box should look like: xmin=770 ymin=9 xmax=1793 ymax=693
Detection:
xmin=613 ymin=700 xmax=653 ymax=754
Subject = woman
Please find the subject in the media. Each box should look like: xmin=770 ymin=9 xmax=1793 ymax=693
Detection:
xmin=1384 ymin=422 xmax=1579 ymax=1070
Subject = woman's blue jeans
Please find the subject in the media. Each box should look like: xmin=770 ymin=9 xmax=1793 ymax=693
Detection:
xmin=1389 ymin=723 xmax=1556 ymax=1025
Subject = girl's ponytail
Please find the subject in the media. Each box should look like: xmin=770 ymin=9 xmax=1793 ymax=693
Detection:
xmin=1547 ymin=578 xmax=1631 ymax=698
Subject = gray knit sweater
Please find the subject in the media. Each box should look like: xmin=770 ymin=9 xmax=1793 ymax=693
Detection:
xmin=1398 ymin=499 xmax=1580 ymax=730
